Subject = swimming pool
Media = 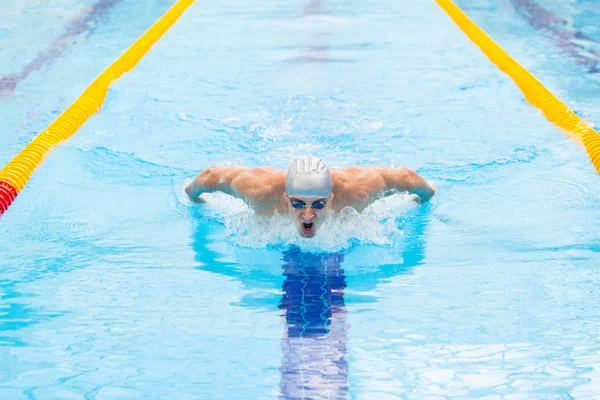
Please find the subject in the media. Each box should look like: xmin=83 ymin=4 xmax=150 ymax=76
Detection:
xmin=1 ymin=0 xmax=600 ymax=398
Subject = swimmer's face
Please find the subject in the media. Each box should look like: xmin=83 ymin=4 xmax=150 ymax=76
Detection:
xmin=285 ymin=193 xmax=332 ymax=238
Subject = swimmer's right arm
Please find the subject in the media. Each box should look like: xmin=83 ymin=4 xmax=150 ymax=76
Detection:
xmin=185 ymin=165 xmax=244 ymax=203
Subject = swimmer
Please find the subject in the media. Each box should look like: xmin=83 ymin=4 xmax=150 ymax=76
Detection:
xmin=185 ymin=156 xmax=436 ymax=238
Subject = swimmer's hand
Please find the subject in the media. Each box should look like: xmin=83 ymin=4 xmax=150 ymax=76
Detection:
xmin=409 ymin=181 xmax=436 ymax=204
xmin=428 ymin=181 xmax=436 ymax=197
xmin=185 ymin=179 xmax=206 ymax=203
xmin=408 ymin=194 xmax=422 ymax=203
xmin=191 ymin=195 xmax=206 ymax=204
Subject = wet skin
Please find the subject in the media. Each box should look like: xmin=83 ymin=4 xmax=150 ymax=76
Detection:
xmin=285 ymin=194 xmax=332 ymax=238
xmin=185 ymin=165 xmax=436 ymax=238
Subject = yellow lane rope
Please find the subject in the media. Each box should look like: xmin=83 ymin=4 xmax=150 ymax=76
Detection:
xmin=435 ymin=0 xmax=600 ymax=174
xmin=0 ymin=0 xmax=195 ymax=215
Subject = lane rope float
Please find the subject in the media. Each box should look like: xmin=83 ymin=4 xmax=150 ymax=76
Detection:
xmin=435 ymin=0 xmax=600 ymax=174
xmin=0 ymin=0 xmax=195 ymax=217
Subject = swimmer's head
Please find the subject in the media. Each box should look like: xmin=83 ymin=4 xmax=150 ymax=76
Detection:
xmin=285 ymin=156 xmax=333 ymax=238
xmin=285 ymin=156 xmax=333 ymax=198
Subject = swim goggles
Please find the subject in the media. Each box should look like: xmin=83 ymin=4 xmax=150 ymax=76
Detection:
xmin=289 ymin=198 xmax=328 ymax=210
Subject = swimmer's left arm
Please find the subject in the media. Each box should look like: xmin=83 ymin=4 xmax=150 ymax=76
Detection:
xmin=381 ymin=167 xmax=436 ymax=202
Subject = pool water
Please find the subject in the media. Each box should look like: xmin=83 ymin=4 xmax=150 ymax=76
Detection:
xmin=1 ymin=0 xmax=600 ymax=398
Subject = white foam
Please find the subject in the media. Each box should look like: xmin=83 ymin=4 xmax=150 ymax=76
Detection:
xmin=193 ymin=191 xmax=418 ymax=252
xmin=177 ymin=112 xmax=197 ymax=122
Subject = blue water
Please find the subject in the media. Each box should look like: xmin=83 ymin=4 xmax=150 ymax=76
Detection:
xmin=1 ymin=0 xmax=600 ymax=398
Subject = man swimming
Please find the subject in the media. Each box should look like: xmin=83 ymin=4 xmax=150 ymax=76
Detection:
xmin=185 ymin=156 xmax=436 ymax=238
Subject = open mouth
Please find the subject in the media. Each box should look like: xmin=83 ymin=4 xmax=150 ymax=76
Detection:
xmin=302 ymin=222 xmax=314 ymax=235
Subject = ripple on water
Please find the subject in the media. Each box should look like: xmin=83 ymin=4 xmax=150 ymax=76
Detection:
xmin=421 ymin=146 xmax=542 ymax=184
xmin=76 ymin=145 xmax=191 ymax=185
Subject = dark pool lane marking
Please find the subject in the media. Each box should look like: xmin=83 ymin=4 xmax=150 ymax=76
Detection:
xmin=0 ymin=0 xmax=122 ymax=97
xmin=511 ymin=0 xmax=599 ymax=73
xmin=283 ymin=0 xmax=357 ymax=64
xmin=278 ymin=249 xmax=349 ymax=399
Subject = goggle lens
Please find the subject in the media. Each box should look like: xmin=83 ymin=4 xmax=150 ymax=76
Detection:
xmin=291 ymin=201 xmax=305 ymax=209
xmin=290 ymin=199 xmax=327 ymax=210
xmin=312 ymin=201 xmax=326 ymax=210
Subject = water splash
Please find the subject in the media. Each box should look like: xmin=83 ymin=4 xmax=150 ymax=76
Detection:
xmin=181 ymin=189 xmax=419 ymax=252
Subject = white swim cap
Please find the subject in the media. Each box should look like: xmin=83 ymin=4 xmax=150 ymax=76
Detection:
xmin=285 ymin=156 xmax=333 ymax=198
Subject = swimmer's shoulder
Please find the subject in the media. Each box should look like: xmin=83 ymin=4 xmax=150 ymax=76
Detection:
xmin=332 ymin=166 xmax=386 ymax=186
xmin=233 ymin=167 xmax=286 ymax=206
xmin=234 ymin=166 xmax=285 ymax=184
xmin=330 ymin=166 xmax=391 ymax=211
xmin=329 ymin=168 xmax=368 ymax=208
xmin=247 ymin=166 xmax=283 ymax=175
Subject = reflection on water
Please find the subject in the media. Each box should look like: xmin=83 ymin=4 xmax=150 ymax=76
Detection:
xmin=278 ymin=248 xmax=348 ymax=399
xmin=0 ymin=244 xmax=96 ymax=348
xmin=190 ymin=203 xmax=430 ymax=398
xmin=0 ymin=280 xmax=32 ymax=347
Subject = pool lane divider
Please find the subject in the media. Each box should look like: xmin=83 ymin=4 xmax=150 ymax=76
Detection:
xmin=0 ymin=0 xmax=195 ymax=217
xmin=435 ymin=0 xmax=600 ymax=174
